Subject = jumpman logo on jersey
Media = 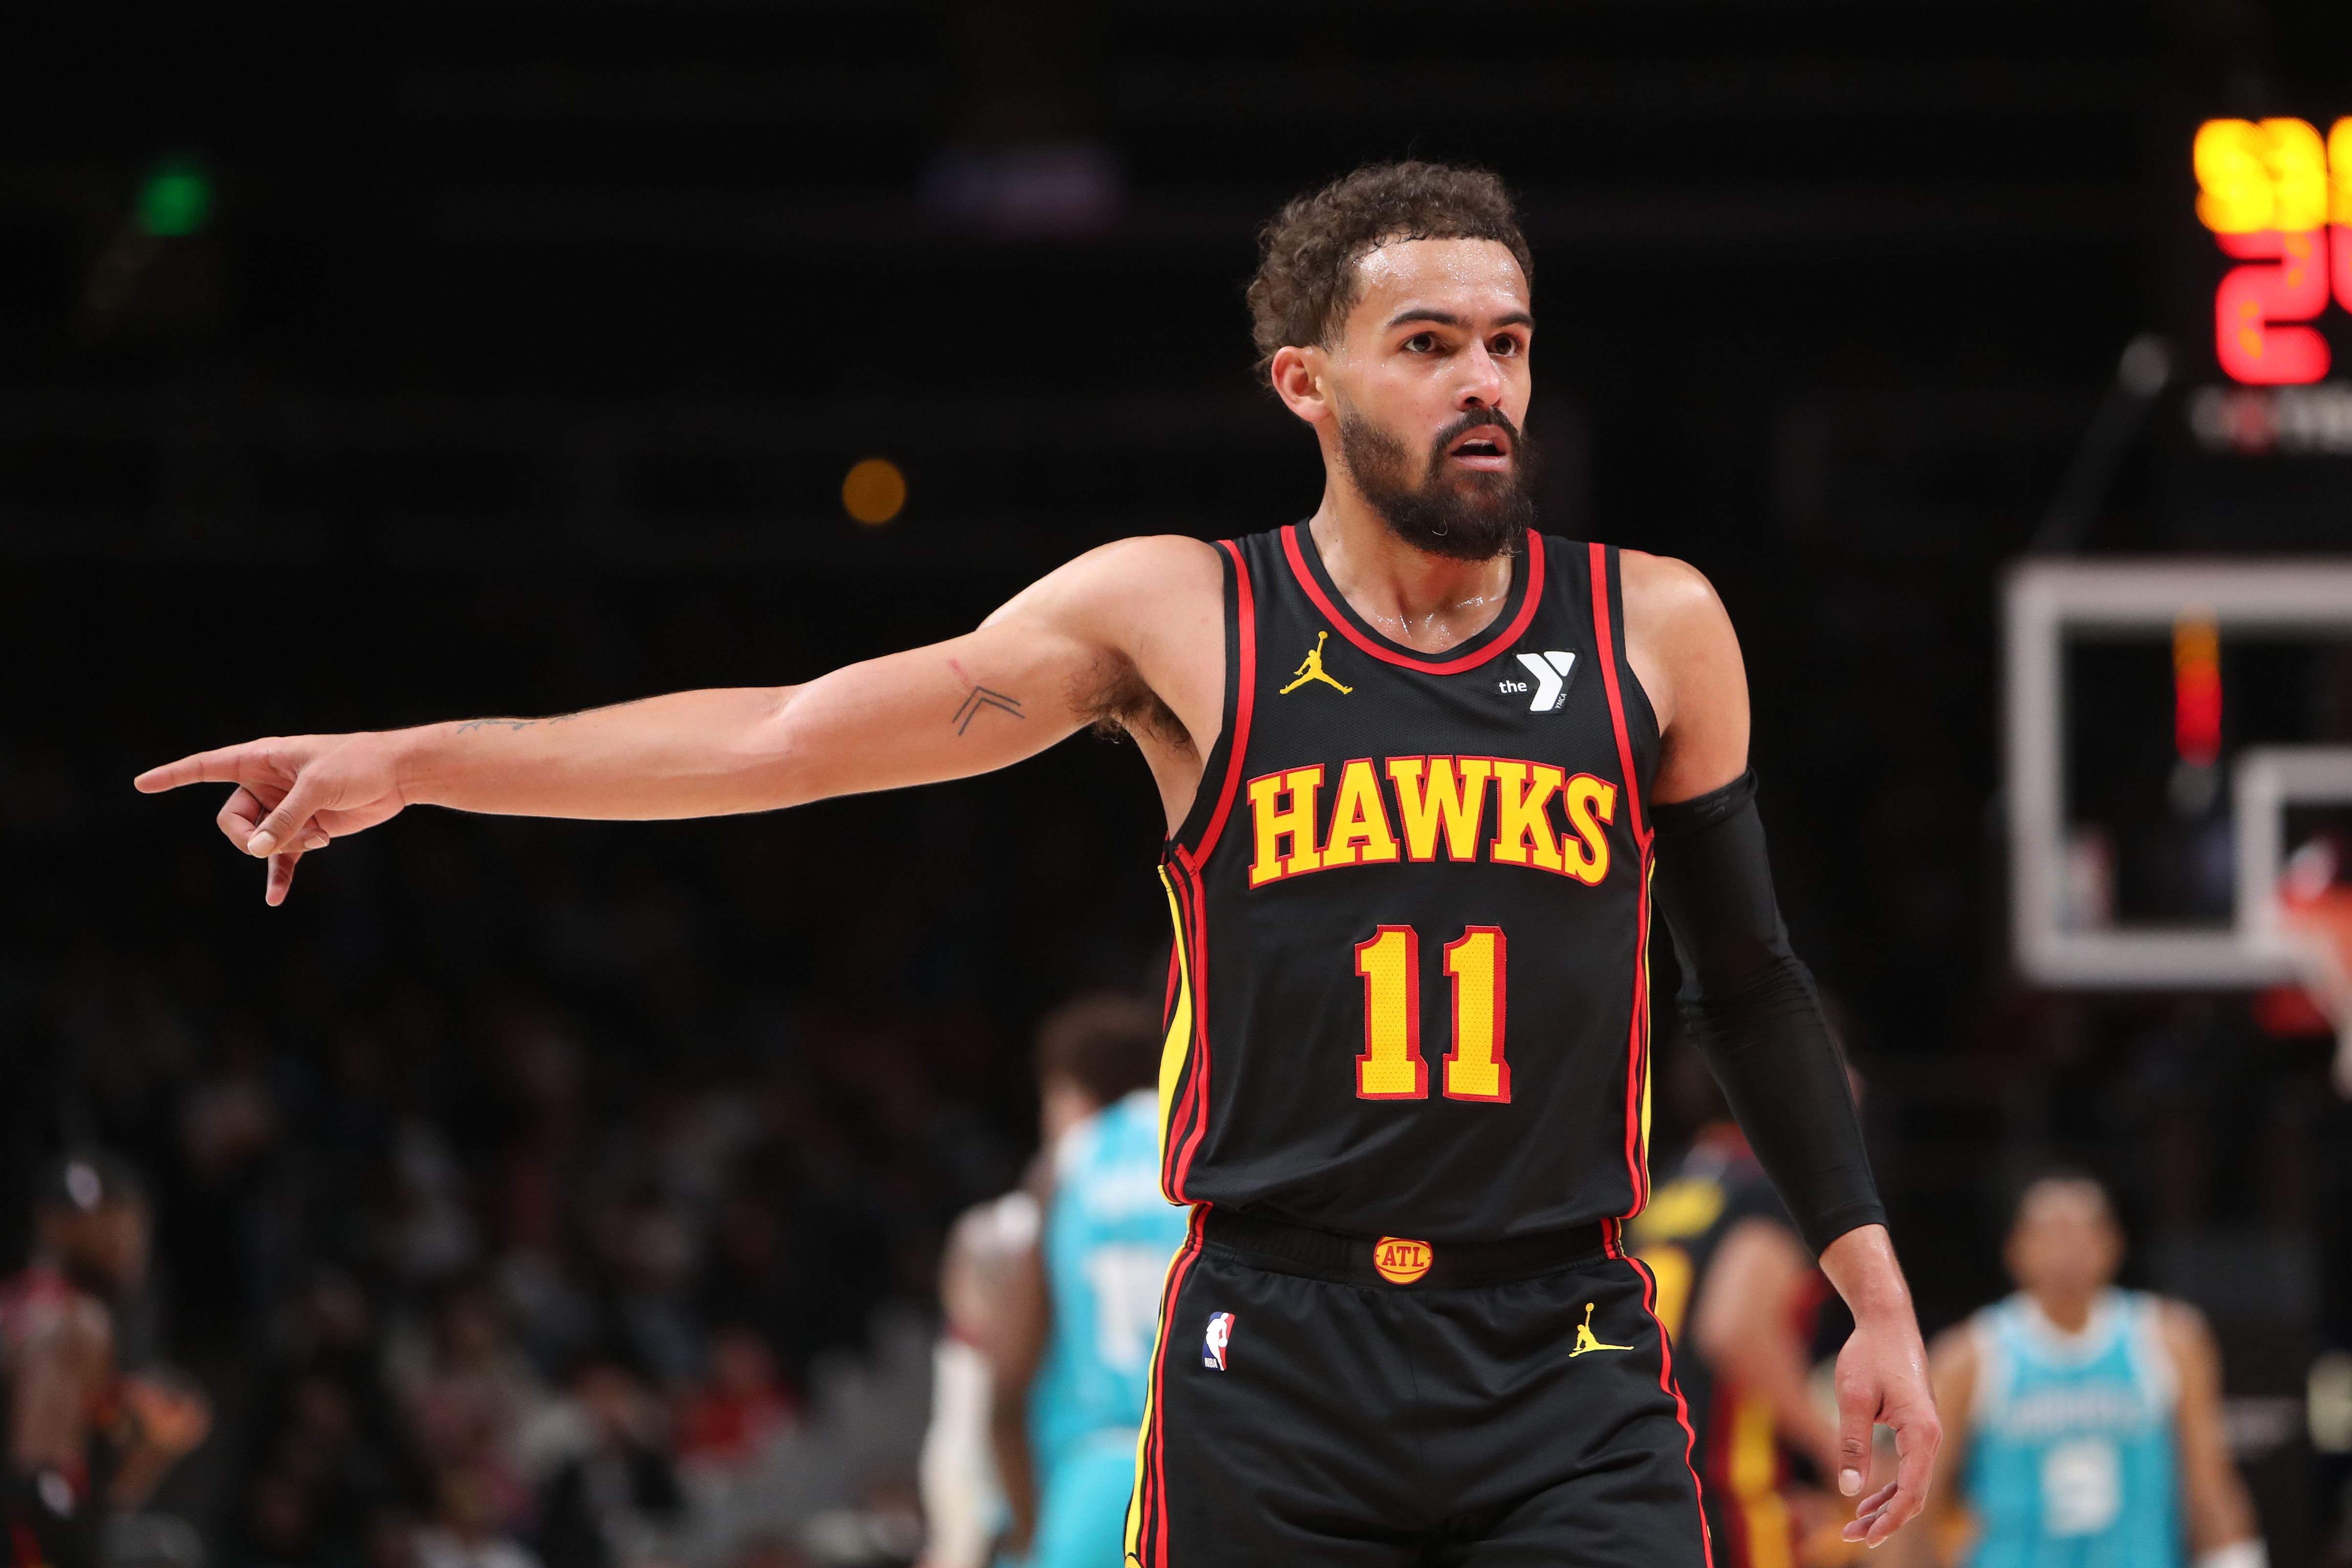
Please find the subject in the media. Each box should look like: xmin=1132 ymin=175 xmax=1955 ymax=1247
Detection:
xmin=1569 ymin=1302 xmax=1634 ymax=1357
xmin=1280 ymin=631 xmax=1353 ymax=696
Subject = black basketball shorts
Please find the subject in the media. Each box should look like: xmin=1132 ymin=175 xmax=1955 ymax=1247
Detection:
xmin=1124 ymin=1209 xmax=1712 ymax=1567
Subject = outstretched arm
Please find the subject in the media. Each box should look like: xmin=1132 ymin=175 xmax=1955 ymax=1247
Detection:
xmin=1625 ymin=551 xmax=1940 ymax=1549
xmin=136 ymin=536 xmax=1223 ymax=902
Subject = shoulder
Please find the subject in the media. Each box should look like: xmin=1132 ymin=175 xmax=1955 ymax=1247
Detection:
xmin=1019 ymin=535 xmax=1223 ymax=603
xmin=0 ymin=1272 xmax=109 ymax=1355
xmin=950 ymin=1190 xmax=1042 ymax=1264
xmin=1052 ymin=1113 xmax=1103 ymax=1183
xmin=985 ymin=535 xmax=1225 ymax=647
xmin=1614 ymin=548 xmax=1748 ymax=792
xmin=1618 ymin=549 xmax=1733 ymax=643
xmin=2153 ymin=1295 xmax=2217 ymax=1362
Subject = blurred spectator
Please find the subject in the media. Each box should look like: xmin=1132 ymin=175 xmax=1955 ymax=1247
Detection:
xmin=414 ymin=1467 xmax=539 ymax=1568
xmin=595 ymin=1197 xmax=703 ymax=1392
xmin=180 ymin=1030 xmax=280 ymax=1181
xmin=235 ymin=1471 xmax=319 ymax=1568
xmin=533 ymin=1363 xmax=681 ymax=1568
xmin=389 ymin=1285 xmax=557 ymax=1526
xmin=381 ymin=1126 xmax=482 ymax=1290
xmin=671 ymin=1330 xmax=796 ymax=1474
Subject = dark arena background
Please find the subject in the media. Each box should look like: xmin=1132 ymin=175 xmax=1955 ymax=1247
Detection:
xmin=5 ymin=3 xmax=2352 ymax=1566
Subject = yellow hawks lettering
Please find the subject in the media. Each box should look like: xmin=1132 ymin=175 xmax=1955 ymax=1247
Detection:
xmin=1248 ymin=754 xmax=1617 ymax=889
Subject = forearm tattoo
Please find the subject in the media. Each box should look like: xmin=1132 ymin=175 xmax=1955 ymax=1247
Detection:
xmin=452 ymin=714 xmax=577 ymax=736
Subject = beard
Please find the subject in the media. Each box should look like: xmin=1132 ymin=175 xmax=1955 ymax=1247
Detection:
xmin=1337 ymin=402 xmax=1540 ymax=562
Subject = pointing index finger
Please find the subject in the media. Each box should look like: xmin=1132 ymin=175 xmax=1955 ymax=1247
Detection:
xmin=135 ymin=746 xmax=255 ymax=794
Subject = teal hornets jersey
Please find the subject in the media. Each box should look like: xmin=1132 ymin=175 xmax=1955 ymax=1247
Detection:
xmin=1030 ymin=1090 xmax=1191 ymax=1474
xmin=1964 ymin=1289 xmax=2181 ymax=1568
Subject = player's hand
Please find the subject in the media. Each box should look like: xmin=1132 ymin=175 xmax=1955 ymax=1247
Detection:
xmin=134 ymin=732 xmax=410 ymax=905
xmin=1817 ymin=1224 xmax=1940 ymax=1548
xmin=1831 ymin=1305 xmax=1940 ymax=1547
xmin=120 ymin=1370 xmax=213 ymax=1455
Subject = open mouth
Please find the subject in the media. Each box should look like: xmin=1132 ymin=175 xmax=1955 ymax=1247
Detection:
xmin=1446 ymin=428 xmax=1513 ymax=469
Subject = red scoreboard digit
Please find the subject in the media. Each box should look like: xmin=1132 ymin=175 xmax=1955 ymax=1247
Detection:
xmin=2194 ymin=117 xmax=2352 ymax=385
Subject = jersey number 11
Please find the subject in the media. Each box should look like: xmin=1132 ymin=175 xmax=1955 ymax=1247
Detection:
xmin=1354 ymin=925 xmax=1509 ymax=1103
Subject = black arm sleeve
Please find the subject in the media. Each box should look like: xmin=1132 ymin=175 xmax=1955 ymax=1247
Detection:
xmin=1649 ymin=769 xmax=1886 ymax=1254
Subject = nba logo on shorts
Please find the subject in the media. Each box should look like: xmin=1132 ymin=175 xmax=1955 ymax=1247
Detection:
xmin=1202 ymin=1311 xmax=1236 ymax=1370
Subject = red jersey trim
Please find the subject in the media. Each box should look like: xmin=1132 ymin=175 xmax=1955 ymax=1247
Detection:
xmin=1279 ymin=526 xmax=1548 ymax=675
xmin=1188 ymin=539 xmax=1258 ymax=863
xmin=1137 ymin=1209 xmax=1207 ymax=1567
xmin=1591 ymin=542 xmax=1658 ymax=1215
xmin=1629 ymin=1253 xmax=1717 ymax=1568
xmin=1167 ymin=850 xmax=1215 ymax=1200
xmin=1589 ymin=541 xmax=1652 ymax=847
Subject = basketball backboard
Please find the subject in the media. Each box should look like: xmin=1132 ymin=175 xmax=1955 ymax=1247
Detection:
xmin=2005 ymin=558 xmax=2352 ymax=988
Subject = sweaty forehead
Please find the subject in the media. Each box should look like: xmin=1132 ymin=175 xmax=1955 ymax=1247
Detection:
xmin=1349 ymin=236 xmax=1529 ymax=317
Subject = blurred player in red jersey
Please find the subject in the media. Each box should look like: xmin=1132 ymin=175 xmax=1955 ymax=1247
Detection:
xmin=3 ymin=1153 xmax=210 ymax=1568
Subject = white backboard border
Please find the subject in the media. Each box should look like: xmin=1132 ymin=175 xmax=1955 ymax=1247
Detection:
xmin=2005 ymin=558 xmax=2352 ymax=988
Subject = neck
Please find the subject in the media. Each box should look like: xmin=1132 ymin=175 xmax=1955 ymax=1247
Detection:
xmin=1305 ymin=484 xmax=1515 ymax=655
xmin=2029 ymin=1286 xmax=2099 ymax=1334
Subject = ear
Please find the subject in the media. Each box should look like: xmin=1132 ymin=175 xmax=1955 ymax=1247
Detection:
xmin=1269 ymin=344 xmax=1335 ymax=428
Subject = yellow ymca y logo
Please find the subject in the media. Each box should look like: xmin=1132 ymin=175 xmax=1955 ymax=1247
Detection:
xmin=1280 ymin=630 xmax=1352 ymax=696
xmin=1570 ymin=1302 xmax=1634 ymax=1357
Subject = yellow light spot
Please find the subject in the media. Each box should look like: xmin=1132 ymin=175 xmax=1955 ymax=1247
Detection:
xmin=841 ymin=457 xmax=906 ymax=525
xmin=2195 ymin=117 xmax=2329 ymax=233
xmin=2332 ymin=119 xmax=2352 ymax=225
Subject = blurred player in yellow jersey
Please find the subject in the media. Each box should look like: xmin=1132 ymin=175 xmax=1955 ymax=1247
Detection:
xmin=1636 ymin=1041 xmax=1875 ymax=1568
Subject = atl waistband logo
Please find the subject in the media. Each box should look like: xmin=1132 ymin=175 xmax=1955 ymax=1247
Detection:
xmin=1202 ymin=1311 xmax=1236 ymax=1370
xmin=1373 ymin=1237 xmax=1433 ymax=1285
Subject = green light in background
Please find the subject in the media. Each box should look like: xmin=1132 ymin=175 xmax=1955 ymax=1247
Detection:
xmin=137 ymin=159 xmax=212 ymax=237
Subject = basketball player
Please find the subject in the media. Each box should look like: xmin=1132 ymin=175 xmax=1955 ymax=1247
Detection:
xmin=4 ymin=1154 xmax=211 ymax=1568
xmin=1908 ymin=1171 xmax=2261 ymax=1568
xmin=138 ymin=161 xmax=1939 ymax=1562
xmin=921 ymin=995 xmax=1185 ymax=1568
xmin=1634 ymin=1051 xmax=1845 ymax=1568
xmin=987 ymin=995 xmax=1191 ymax=1568
xmin=920 ymin=1192 xmax=1029 ymax=1568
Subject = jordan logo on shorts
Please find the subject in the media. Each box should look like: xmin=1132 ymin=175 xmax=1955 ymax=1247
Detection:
xmin=1203 ymin=1311 xmax=1236 ymax=1370
xmin=1569 ymin=1302 xmax=1634 ymax=1357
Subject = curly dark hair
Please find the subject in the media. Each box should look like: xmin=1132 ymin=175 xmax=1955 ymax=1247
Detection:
xmin=1245 ymin=161 xmax=1533 ymax=381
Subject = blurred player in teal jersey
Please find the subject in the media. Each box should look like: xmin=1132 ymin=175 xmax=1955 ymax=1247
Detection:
xmin=1014 ymin=995 xmax=1187 ymax=1568
xmin=922 ymin=993 xmax=1184 ymax=1568
xmin=1906 ymin=1172 xmax=2261 ymax=1568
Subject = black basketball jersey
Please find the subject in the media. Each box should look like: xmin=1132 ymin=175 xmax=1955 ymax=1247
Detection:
xmin=1156 ymin=524 xmax=1662 ymax=1244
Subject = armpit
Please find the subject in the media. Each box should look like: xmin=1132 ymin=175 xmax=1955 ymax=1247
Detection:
xmin=1072 ymin=651 xmax=1193 ymax=753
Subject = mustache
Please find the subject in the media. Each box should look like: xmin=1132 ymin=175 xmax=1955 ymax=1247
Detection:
xmin=1428 ymin=408 xmax=1523 ymax=462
